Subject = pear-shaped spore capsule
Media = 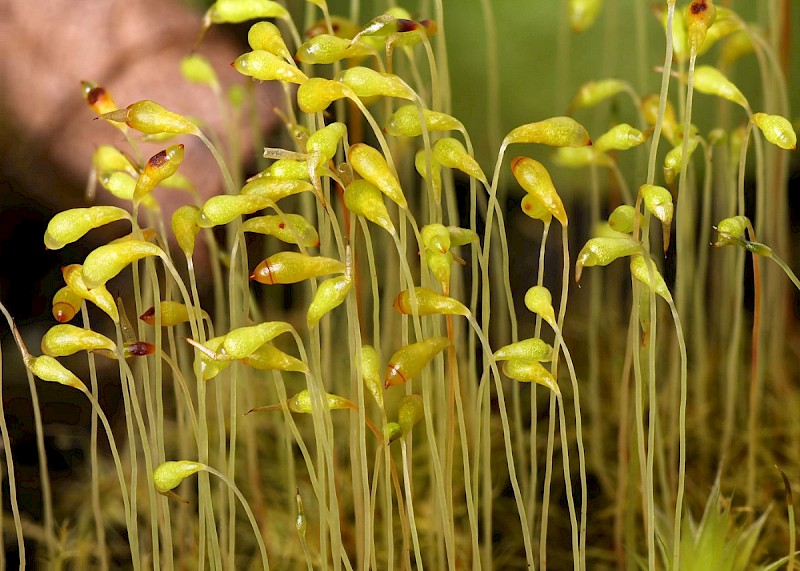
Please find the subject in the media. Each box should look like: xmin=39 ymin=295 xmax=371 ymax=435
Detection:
xmin=45 ymin=206 xmax=131 ymax=250
xmin=251 ymin=252 xmax=345 ymax=285
xmin=385 ymin=337 xmax=450 ymax=388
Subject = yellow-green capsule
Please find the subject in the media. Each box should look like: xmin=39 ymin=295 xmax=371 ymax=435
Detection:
xmin=383 ymin=422 xmax=402 ymax=443
xmin=432 ymin=138 xmax=487 ymax=186
xmin=41 ymin=324 xmax=116 ymax=357
xmin=385 ymin=105 xmax=463 ymax=137
xmin=92 ymin=145 xmax=137 ymax=177
xmin=197 ymin=194 xmax=273 ymax=228
xmin=153 ymin=460 xmax=205 ymax=495
xmin=343 ymin=179 xmax=395 ymax=234
xmin=62 ymin=264 xmax=119 ymax=323
xmin=233 ymin=50 xmax=308 ymax=84
xmin=569 ymin=78 xmax=624 ymax=111
xmin=569 ymin=0 xmax=603 ymax=32
xmin=752 ymin=113 xmax=797 ymax=150
xmin=720 ymin=29 xmax=754 ymax=67
xmin=241 ymin=178 xmax=315 ymax=203
xmin=242 ymin=214 xmax=320 ymax=248
xmin=630 ymin=255 xmax=672 ymax=302
xmin=361 ymin=346 xmax=383 ymax=408
xmin=287 ymin=389 xmax=357 ymax=414
xmin=180 ymin=54 xmax=219 ymax=89
xmin=640 ymin=184 xmax=674 ymax=250
xmin=29 ymin=355 xmax=87 ymax=392
xmin=139 ymin=301 xmax=191 ymax=327
xmin=608 ymin=205 xmax=636 ymax=234
xmin=493 ymin=338 xmax=553 ymax=362
xmin=336 ymin=67 xmax=415 ymax=100
xmin=521 ymin=194 xmax=552 ymax=224
xmin=398 ymin=393 xmax=424 ymax=436
xmin=385 ymin=337 xmax=450 ymax=388
xmin=502 ymin=359 xmax=559 ymax=393
xmin=242 ymin=343 xmax=309 ymax=373
xmin=575 ymin=236 xmax=641 ymax=282
xmin=448 ymin=226 xmax=479 ymax=247
xmin=82 ymin=240 xmax=163 ymax=290
xmin=257 ymin=159 xmax=313 ymax=180
xmin=641 ymin=94 xmax=679 ymax=145
xmin=171 ymin=205 xmax=201 ymax=257
xmin=297 ymin=78 xmax=352 ymax=114
xmin=99 ymin=100 xmax=199 ymax=136
xmin=307 ymin=275 xmax=352 ymax=328
xmin=247 ymin=21 xmax=293 ymax=62
xmin=693 ymin=66 xmax=748 ymax=109
xmin=524 ymin=286 xmax=557 ymax=328
xmin=393 ymin=287 xmax=469 ymax=317
xmin=663 ymin=136 xmax=700 ymax=185
xmin=52 ymin=286 xmax=83 ymax=323
xmin=206 ymin=0 xmax=288 ymax=24
xmin=421 ymin=224 xmax=450 ymax=253
xmin=594 ymin=124 xmax=649 ymax=153
xmin=134 ymin=145 xmax=185 ymax=204
xmin=511 ymin=157 xmax=567 ymax=227
xmin=295 ymin=34 xmax=373 ymax=64
xmin=414 ymin=150 xmax=443 ymax=205
xmin=551 ymin=146 xmax=610 ymax=169
xmin=348 ymin=143 xmax=407 ymax=209
xmin=713 ymin=215 xmax=749 ymax=246
xmin=251 ymin=252 xmax=345 ymax=285
xmin=45 ymin=206 xmax=131 ymax=251
xmin=505 ymin=116 xmax=592 ymax=147
xmin=425 ymin=250 xmax=453 ymax=286
xmin=218 ymin=321 xmax=293 ymax=361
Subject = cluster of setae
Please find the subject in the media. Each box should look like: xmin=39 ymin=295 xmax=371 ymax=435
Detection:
xmin=0 ymin=0 xmax=798 ymax=570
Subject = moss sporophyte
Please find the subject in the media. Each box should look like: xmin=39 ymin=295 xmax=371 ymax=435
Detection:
xmin=1 ymin=1 xmax=798 ymax=569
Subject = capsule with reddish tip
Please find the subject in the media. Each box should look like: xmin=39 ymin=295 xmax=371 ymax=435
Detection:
xmin=385 ymin=337 xmax=450 ymax=388
xmin=511 ymin=157 xmax=567 ymax=227
xmin=233 ymin=50 xmax=308 ymax=84
xmin=251 ymin=252 xmax=345 ymax=285
xmin=505 ymin=116 xmax=591 ymax=147
xmin=348 ymin=144 xmax=407 ymax=209
xmin=393 ymin=287 xmax=469 ymax=317
xmin=52 ymin=286 xmax=83 ymax=323
xmin=82 ymin=81 xmax=119 ymax=117
xmin=140 ymin=301 xmax=191 ymax=327
xmin=124 ymin=342 xmax=157 ymax=358
xmin=133 ymin=145 xmax=185 ymax=204
xmin=686 ymin=0 xmax=717 ymax=52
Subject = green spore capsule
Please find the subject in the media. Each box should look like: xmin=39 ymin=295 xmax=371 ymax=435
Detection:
xmin=242 ymin=343 xmax=309 ymax=373
xmin=502 ymin=359 xmax=559 ymax=394
xmin=233 ymin=50 xmax=308 ymax=84
xmin=251 ymin=252 xmax=345 ymax=285
xmin=575 ymin=236 xmax=641 ymax=282
xmin=242 ymin=214 xmax=320 ymax=247
xmin=82 ymin=240 xmax=163 ymax=290
xmin=41 ymin=324 xmax=116 ymax=357
xmin=752 ymin=113 xmax=797 ymax=150
xmin=569 ymin=78 xmax=625 ymax=111
xmin=336 ymin=66 xmax=415 ymax=100
xmin=594 ymin=124 xmax=649 ymax=153
xmin=99 ymin=100 xmax=199 ymax=136
xmin=287 ymin=389 xmax=357 ymax=414
xmin=393 ymin=287 xmax=470 ymax=317
xmin=511 ymin=157 xmax=567 ymax=226
xmin=348 ymin=143 xmax=407 ymax=209
xmin=153 ymin=461 xmax=205 ymax=495
xmin=361 ymin=346 xmax=384 ymax=409
xmin=493 ymin=338 xmax=553 ymax=362
xmin=307 ymin=275 xmax=352 ymax=328
xmin=432 ymin=138 xmax=487 ymax=186
xmin=295 ymin=34 xmax=373 ymax=64
xmin=344 ymin=179 xmax=395 ymax=234
xmin=205 ymin=0 xmax=288 ymax=24
xmin=248 ymin=21 xmax=292 ymax=62
xmin=524 ymin=286 xmax=557 ymax=328
xmin=29 ymin=356 xmax=87 ymax=392
xmin=385 ymin=337 xmax=450 ymax=388
xmin=171 ymin=205 xmax=201 ymax=257
xmin=385 ymin=105 xmax=463 ymax=137
xmin=630 ymin=255 xmax=673 ymax=302
xmin=398 ymin=394 xmax=424 ymax=436
xmin=45 ymin=206 xmax=131 ymax=250
xmin=505 ymin=116 xmax=592 ymax=147
xmin=297 ymin=78 xmax=351 ymax=113
xmin=62 ymin=264 xmax=119 ymax=323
